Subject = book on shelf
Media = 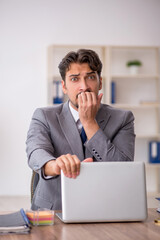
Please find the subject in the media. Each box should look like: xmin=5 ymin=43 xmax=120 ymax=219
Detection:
xmin=149 ymin=141 xmax=160 ymax=164
xmin=111 ymin=81 xmax=116 ymax=104
xmin=53 ymin=78 xmax=64 ymax=104
xmin=156 ymin=198 xmax=160 ymax=213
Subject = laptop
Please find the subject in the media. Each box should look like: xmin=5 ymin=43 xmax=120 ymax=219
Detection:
xmin=56 ymin=162 xmax=147 ymax=223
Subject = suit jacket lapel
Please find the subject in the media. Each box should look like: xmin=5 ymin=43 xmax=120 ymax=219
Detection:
xmin=57 ymin=102 xmax=84 ymax=161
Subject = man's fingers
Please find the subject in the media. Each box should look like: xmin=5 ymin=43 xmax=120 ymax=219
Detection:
xmin=56 ymin=154 xmax=81 ymax=178
xmin=67 ymin=154 xmax=80 ymax=178
xmin=72 ymin=155 xmax=81 ymax=176
xmin=56 ymin=156 xmax=68 ymax=176
xmin=56 ymin=155 xmax=93 ymax=179
xmin=83 ymin=158 xmax=93 ymax=162
xmin=79 ymin=92 xmax=87 ymax=104
xmin=85 ymin=92 xmax=93 ymax=106
xmin=79 ymin=92 xmax=94 ymax=107
xmin=77 ymin=93 xmax=83 ymax=107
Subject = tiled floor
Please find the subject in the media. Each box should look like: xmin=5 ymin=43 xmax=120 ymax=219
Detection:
xmin=0 ymin=195 xmax=159 ymax=211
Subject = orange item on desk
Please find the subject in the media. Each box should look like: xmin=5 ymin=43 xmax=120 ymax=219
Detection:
xmin=26 ymin=209 xmax=54 ymax=226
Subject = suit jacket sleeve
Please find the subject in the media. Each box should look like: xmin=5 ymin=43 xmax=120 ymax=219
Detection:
xmin=85 ymin=110 xmax=135 ymax=162
xmin=26 ymin=108 xmax=55 ymax=172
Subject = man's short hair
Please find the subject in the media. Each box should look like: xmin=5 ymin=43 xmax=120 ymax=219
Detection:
xmin=58 ymin=49 xmax=103 ymax=81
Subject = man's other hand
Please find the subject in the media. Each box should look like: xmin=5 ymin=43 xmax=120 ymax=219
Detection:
xmin=44 ymin=155 xmax=93 ymax=179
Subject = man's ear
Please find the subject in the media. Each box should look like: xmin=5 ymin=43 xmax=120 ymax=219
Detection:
xmin=61 ymin=80 xmax=67 ymax=94
xmin=99 ymin=77 xmax=102 ymax=90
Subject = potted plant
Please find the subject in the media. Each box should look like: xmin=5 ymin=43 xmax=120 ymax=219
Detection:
xmin=126 ymin=60 xmax=142 ymax=75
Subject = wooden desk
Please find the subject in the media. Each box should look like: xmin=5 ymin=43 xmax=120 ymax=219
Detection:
xmin=0 ymin=209 xmax=160 ymax=240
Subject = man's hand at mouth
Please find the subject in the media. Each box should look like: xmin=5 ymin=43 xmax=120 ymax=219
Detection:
xmin=78 ymin=91 xmax=103 ymax=140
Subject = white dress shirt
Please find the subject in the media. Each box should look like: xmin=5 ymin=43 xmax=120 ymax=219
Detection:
xmin=68 ymin=102 xmax=82 ymax=134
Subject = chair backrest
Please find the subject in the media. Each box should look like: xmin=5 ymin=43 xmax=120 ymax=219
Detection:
xmin=30 ymin=171 xmax=39 ymax=202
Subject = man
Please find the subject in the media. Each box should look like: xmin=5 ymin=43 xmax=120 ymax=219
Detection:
xmin=26 ymin=49 xmax=135 ymax=210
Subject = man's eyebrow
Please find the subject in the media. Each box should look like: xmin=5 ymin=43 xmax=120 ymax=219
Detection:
xmin=68 ymin=71 xmax=96 ymax=77
xmin=69 ymin=73 xmax=80 ymax=77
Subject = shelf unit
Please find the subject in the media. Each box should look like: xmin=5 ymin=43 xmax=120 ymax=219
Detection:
xmin=108 ymin=46 xmax=160 ymax=139
xmin=47 ymin=45 xmax=160 ymax=194
xmin=107 ymin=46 xmax=160 ymax=194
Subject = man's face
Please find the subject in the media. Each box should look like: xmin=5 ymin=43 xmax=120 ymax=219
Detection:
xmin=61 ymin=63 xmax=102 ymax=110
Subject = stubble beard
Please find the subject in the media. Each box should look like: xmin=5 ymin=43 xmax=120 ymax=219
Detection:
xmin=70 ymin=100 xmax=79 ymax=110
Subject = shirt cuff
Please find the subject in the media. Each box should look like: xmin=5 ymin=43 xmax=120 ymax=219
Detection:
xmin=42 ymin=167 xmax=56 ymax=179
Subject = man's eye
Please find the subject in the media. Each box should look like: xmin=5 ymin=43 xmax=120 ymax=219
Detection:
xmin=71 ymin=77 xmax=78 ymax=82
xmin=88 ymin=75 xmax=95 ymax=80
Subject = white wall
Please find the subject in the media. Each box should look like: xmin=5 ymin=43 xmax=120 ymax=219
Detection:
xmin=0 ymin=0 xmax=160 ymax=195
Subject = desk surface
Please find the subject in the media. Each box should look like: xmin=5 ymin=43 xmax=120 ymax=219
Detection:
xmin=0 ymin=209 xmax=160 ymax=240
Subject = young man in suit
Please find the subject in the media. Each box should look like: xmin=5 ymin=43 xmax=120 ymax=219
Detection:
xmin=26 ymin=49 xmax=135 ymax=210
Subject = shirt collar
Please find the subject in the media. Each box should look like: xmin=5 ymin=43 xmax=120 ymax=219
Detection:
xmin=69 ymin=101 xmax=79 ymax=123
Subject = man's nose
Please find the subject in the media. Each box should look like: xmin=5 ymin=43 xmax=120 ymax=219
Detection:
xmin=79 ymin=79 xmax=89 ymax=91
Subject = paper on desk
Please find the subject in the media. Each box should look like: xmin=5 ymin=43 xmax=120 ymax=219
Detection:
xmin=0 ymin=209 xmax=30 ymax=234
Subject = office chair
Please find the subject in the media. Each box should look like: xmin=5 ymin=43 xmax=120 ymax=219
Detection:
xmin=31 ymin=171 xmax=39 ymax=202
